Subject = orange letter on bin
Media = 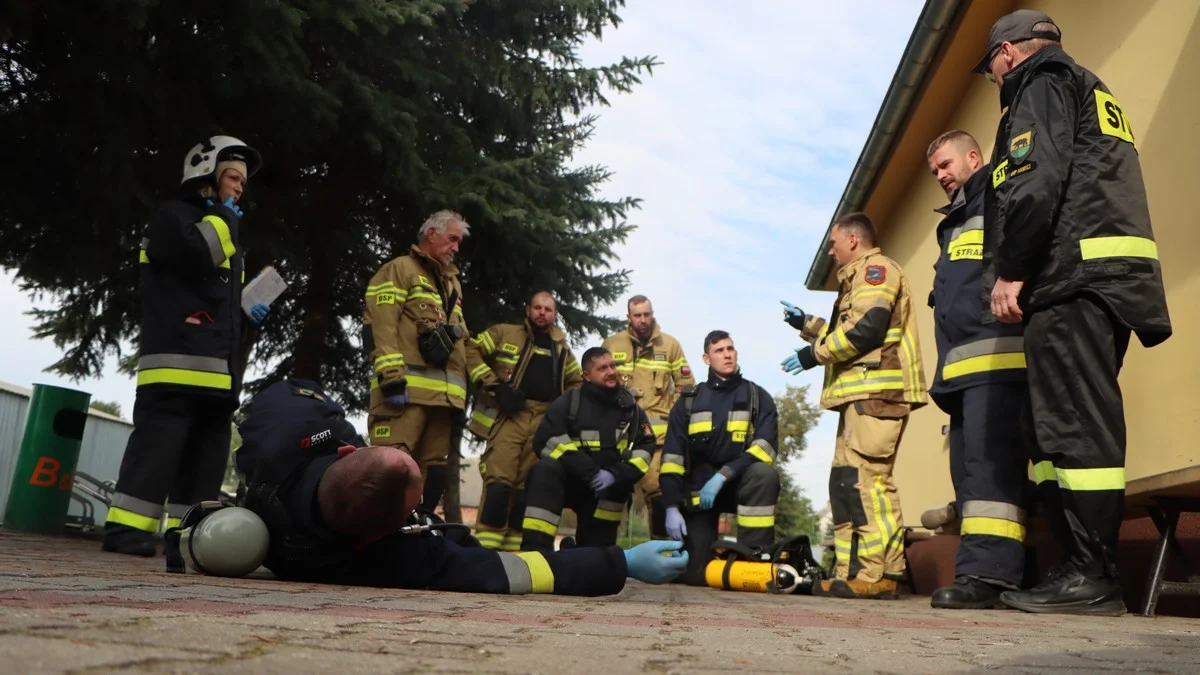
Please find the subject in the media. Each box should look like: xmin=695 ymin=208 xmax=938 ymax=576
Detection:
xmin=29 ymin=457 xmax=61 ymax=487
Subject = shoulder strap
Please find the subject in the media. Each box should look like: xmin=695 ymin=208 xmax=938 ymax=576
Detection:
xmin=681 ymin=383 xmax=698 ymax=415
xmin=567 ymin=387 xmax=581 ymax=431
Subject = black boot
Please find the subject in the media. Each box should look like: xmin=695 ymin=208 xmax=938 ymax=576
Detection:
xmin=558 ymin=536 xmax=576 ymax=550
xmin=101 ymin=525 xmax=158 ymax=557
xmin=420 ymin=464 xmax=447 ymax=512
xmin=931 ymin=577 xmax=1007 ymax=609
xmin=999 ymin=563 xmax=1125 ymax=616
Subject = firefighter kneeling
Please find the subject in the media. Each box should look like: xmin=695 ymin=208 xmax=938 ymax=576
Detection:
xmin=659 ymin=330 xmax=782 ymax=586
xmin=521 ymin=347 xmax=656 ymax=552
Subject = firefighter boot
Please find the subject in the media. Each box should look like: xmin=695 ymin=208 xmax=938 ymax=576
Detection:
xmin=102 ymin=525 xmax=158 ymax=557
xmin=999 ymin=563 xmax=1125 ymax=616
xmin=830 ymin=578 xmax=899 ymax=600
xmin=421 ymin=464 xmax=447 ymax=512
xmin=931 ymin=577 xmax=1007 ymax=609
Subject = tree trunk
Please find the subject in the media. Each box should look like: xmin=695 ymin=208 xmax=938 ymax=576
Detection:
xmin=290 ymin=255 xmax=334 ymax=381
xmin=442 ymin=410 xmax=465 ymax=523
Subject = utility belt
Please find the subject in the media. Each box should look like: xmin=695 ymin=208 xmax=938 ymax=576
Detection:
xmin=704 ymin=535 xmax=826 ymax=595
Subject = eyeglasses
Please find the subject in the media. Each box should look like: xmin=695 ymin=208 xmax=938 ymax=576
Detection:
xmin=983 ymin=39 xmax=1030 ymax=83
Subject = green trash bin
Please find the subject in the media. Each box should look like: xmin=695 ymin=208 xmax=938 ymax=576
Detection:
xmin=3 ymin=384 xmax=92 ymax=534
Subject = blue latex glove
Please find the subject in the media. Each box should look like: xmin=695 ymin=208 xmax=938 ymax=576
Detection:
xmin=249 ymin=303 xmax=269 ymax=326
xmin=781 ymin=348 xmax=807 ymax=375
xmin=698 ymin=473 xmax=727 ymax=510
xmin=664 ymin=506 xmax=687 ymax=541
xmin=384 ymin=393 xmax=408 ymax=409
xmin=223 ymin=195 xmax=244 ymax=218
xmin=624 ymin=540 xmax=689 ymax=584
xmin=780 ymin=300 xmax=808 ymax=330
xmin=589 ymin=469 xmax=617 ymax=493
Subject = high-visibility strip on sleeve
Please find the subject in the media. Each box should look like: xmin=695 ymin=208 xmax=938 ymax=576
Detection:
xmin=661 ymin=453 xmax=686 ymax=475
xmin=746 ymin=439 xmax=776 ymax=465
xmin=374 ymin=353 xmax=405 ymax=373
xmin=564 ymin=360 xmax=581 ymax=376
xmin=469 ymin=363 xmax=491 ymax=383
xmin=1079 ymin=236 xmax=1158 ymax=261
xmin=1056 ymin=467 xmax=1126 ymax=491
xmin=472 ymin=331 xmax=497 ymax=355
xmin=196 ymin=215 xmax=236 ymax=267
xmin=498 ymin=551 xmax=555 ymax=594
xmin=540 ymin=434 xmax=578 ymax=460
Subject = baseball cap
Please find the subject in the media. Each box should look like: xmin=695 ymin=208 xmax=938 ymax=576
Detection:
xmin=972 ymin=9 xmax=1062 ymax=74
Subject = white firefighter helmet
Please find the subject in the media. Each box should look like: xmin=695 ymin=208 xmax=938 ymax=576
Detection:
xmin=177 ymin=506 xmax=270 ymax=577
xmin=180 ymin=135 xmax=263 ymax=185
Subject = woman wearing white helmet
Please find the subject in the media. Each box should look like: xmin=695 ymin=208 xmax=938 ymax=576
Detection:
xmin=102 ymin=135 xmax=269 ymax=557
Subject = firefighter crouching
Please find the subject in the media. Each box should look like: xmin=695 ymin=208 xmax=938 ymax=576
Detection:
xmin=521 ymin=347 xmax=657 ymax=552
xmin=603 ymin=294 xmax=696 ymax=539
xmin=232 ymin=378 xmax=688 ymax=593
xmin=659 ymin=330 xmax=781 ymax=586
xmin=466 ymin=291 xmax=583 ymax=551
xmin=103 ymin=135 xmax=269 ymax=556
xmin=782 ymin=212 xmax=927 ymax=599
xmin=925 ymin=130 xmax=1031 ymax=610
xmin=362 ymin=210 xmax=484 ymax=511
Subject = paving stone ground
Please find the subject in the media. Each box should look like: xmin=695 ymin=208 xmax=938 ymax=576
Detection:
xmin=0 ymin=530 xmax=1196 ymax=673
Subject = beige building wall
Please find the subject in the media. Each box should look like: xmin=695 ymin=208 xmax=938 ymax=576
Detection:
xmin=872 ymin=0 xmax=1200 ymax=520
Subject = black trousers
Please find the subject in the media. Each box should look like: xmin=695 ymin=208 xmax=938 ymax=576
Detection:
xmin=1024 ymin=295 xmax=1131 ymax=579
xmin=943 ymin=382 xmax=1030 ymax=588
xmin=680 ymin=463 xmax=780 ymax=586
xmin=108 ymin=391 xmax=233 ymax=531
xmin=520 ymin=457 xmax=632 ymax=553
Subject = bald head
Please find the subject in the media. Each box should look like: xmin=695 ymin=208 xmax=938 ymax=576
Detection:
xmin=317 ymin=446 xmax=422 ymax=538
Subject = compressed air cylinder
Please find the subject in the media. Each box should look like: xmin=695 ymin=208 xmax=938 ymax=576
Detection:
xmin=705 ymin=559 xmax=800 ymax=593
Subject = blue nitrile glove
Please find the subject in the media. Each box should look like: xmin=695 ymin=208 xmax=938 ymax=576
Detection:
xmin=698 ymin=473 xmax=727 ymax=510
xmin=664 ymin=506 xmax=687 ymax=541
xmin=780 ymin=300 xmax=808 ymax=330
xmin=384 ymin=393 xmax=408 ymax=408
xmin=589 ymin=469 xmax=617 ymax=493
xmin=624 ymin=540 xmax=689 ymax=584
xmin=249 ymin=303 xmax=269 ymax=326
xmin=223 ymin=195 xmax=244 ymax=218
xmin=781 ymin=348 xmax=807 ymax=375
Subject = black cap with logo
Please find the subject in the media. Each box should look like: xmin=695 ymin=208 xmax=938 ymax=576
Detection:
xmin=973 ymin=9 xmax=1062 ymax=74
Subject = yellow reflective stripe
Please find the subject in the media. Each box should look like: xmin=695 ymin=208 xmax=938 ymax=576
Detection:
xmin=469 ymin=363 xmax=491 ymax=382
xmin=747 ymin=445 xmax=774 ymax=465
xmin=736 ymin=514 xmax=775 ymax=528
xmin=105 ymin=506 xmax=160 ymax=533
xmin=828 ymin=369 xmax=904 ymax=397
xmin=138 ymin=250 xmax=150 ymax=263
xmin=688 ymin=421 xmax=713 ymax=434
xmin=514 ymin=552 xmax=555 ymax=593
xmin=851 ymin=285 xmax=898 ymax=309
xmin=501 ymin=535 xmax=522 ymax=552
xmin=1056 ymin=467 xmax=1126 ymax=491
xmin=661 ymin=462 xmax=685 ymax=475
xmin=901 ymin=326 xmax=921 ymax=402
xmin=621 ymin=360 xmax=675 ymax=372
xmin=942 ymin=352 xmax=1026 ymax=379
xmin=564 ymin=361 xmax=581 ymax=375
xmin=630 ymin=457 xmax=650 ymax=473
xmin=164 ymin=517 xmax=181 ymax=531
xmin=616 ymin=438 xmax=629 ymax=451
xmin=961 ymin=516 xmax=1026 ymax=542
xmin=884 ymin=328 xmax=902 ymax=344
xmin=1033 ymin=461 xmax=1057 ymax=484
xmin=593 ymin=508 xmax=623 ymax=522
xmin=1079 ymin=236 xmax=1158 ymax=261
xmin=650 ymin=423 xmax=668 ymax=436
xmin=475 ymin=531 xmax=505 ymax=547
xmin=470 ymin=409 xmax=496 ymax=429
xmin=726 ymin=420 xmax=750 ymax=432
xmin=826 ymin=328 xmax=857 ymax=361
xmin=690 ymin=495 xmax=701 ymax=506
xmin=521 ymin=517 xmax=559 ymax=537
xmin=137 ymin=368 xmax=232 ymax=390
xmin=406 ymin=374 xmax=467 ymax=399
xmin=374 ymin=353 xmax=405 ymax=372
xmin=549 ymin=442 xmax=578 ymax=460
xmin=201 ymin=215 xmax=237 ymax=263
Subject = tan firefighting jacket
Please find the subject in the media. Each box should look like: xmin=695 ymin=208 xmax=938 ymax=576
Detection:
xmin=602 ymin=324 xmax=696 ymax=441
xmin=797 ymin=248 xmax=928 ymax=411
xmin=465 ymin=321 xmax=583 ymax=439
xmin=363 ymin=245 xmax=481 ymax=413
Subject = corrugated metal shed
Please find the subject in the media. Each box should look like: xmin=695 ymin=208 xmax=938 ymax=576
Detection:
xmin=0 ymin=380 xmax=133 ymax=527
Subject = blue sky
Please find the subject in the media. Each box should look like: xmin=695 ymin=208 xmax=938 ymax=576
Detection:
xmin=0 ymin=0 xmax=925 ymax=510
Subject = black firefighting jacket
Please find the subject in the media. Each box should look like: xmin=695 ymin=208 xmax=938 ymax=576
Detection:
xmin=982 ymin=45 xmax=1171 ymax=347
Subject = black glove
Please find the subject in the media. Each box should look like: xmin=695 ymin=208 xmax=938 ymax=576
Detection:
xmin=489 ymin=381 xmax=526 ymax=415
xmin=417 ymin=322 xmax=463 ymax=368
xmin=780 ymin=300 xmax=808 ymax=331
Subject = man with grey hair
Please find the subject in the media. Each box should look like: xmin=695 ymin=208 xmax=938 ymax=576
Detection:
xmin=976 ymin=10 xmax=1171 ymax=615
xmin=362 ymin=209 xmax=483 ymax=511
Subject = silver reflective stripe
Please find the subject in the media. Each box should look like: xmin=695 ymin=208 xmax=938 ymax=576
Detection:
xmin=596 ymin=500 xmax=624 ymax=513
xmin=138 ymin=354 xmax=230 ymax=374
xmin=194 ymin=219 xmax=228 ymax=267
xmin=750 ymin=438 xmax=777 ymax=460
xmin=947 ymin=215 xmax=984 ymax=243
xmin=727 ymin=411 xmax=752 ymax=422
xmin=540 ymin=434 xmax=573 ymax=458
xmin=446 ymin=373 xmax=467 ymax=390
xmin=647 ymin=415 xmax=667 ymax=427
xmin=662 ymin=453 xmax=685 ymax=466
xmin=165 ymin=503 xmax=191 ymax=519
xmin=580 ymin=430 xmax=601 ymax=442
xmin=944 ymin=337 xmax=1025 ymax=366
xmin=140 ymin=237 xmax=150 ymax=251
xmin=525 ymin=507 xmax=561 ymax=526
xmin=110 ymin=493 xmax=164 ymax=517
xmin=631 ymin=449 xmax=652 ymax=462
xmin=738 ymin=505 xmax=776 ymax=516
xmin=498 ymin=552 xmax=532 ymax=595
xmin=962 ymin=500 xmax=1025 ymax=523
xmin=689 ymin=411 xmax=713 ymax=424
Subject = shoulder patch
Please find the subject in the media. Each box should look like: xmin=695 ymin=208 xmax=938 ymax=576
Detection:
xmin=865 ymin=265 xmax=887 ymax=286
xmin=1009 ymin=129 xmax=1033 ymax=163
